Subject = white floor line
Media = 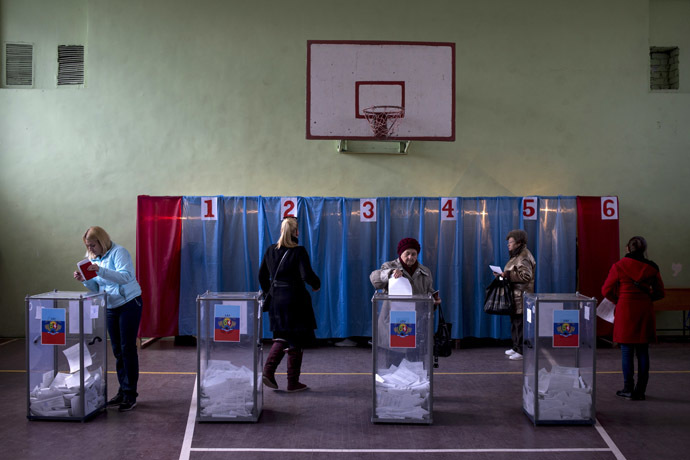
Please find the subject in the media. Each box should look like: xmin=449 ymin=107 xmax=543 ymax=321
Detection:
xmin=191 ymin=448 xmax=612 ymax=454
xmin=0 ymin=339 xmax=18 ymax=346
xmin=178 ymin=376 xmax=197 ymax=460
xmin=595 ymin=418 xmax=627 ymax=460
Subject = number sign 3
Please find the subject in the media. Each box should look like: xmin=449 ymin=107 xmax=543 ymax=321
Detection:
xmin=360 ymin=199 xmax=376 ymax=222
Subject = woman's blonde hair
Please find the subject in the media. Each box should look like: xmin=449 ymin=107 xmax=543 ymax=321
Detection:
xmin=277 ymin=217 xmax=298 ymax=249
xmin=83 ymin=226 xmax=112 ymax=258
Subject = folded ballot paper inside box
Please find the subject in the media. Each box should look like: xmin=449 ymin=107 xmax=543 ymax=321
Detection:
xmin=200 ymin=360 xmax=254 ymax=418
xmin=375 ymin=359 xmax=430 ymax=419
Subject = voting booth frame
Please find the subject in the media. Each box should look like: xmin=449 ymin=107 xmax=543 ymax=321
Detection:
xmin=196 ymin=292 xmax=263 ymax=422
xmin=522 ymin=293 xmax=597 ymax=426
xmin=372 ymin=293 xmax=435 ymax=425
xmin=25 ymin=291 xmax=108 ymax=422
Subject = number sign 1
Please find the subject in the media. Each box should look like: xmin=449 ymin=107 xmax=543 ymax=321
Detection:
xmin=281 ymin=197 xmax=297 ymax=218
xmin=601 ymin=196 xmax=618 ymax=220
xmin=440 ymin=198 xmax=457 ymax=221
xmin=360 ymin=199 xmax=376 ymax=222
xmin=201 ymin=197 xmax=218 ymax=220
xmin=522 ymin=197 xmax=538 ymax=220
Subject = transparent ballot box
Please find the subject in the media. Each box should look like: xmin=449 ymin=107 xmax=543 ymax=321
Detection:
xmin=522 ymin=293 xmax=597 ymax=425
xmin=196 ymin=292 xmax=263 ymax=422
xmin=25 ymin=291 xmax=108 ymax=422
xmin=371 ymin=293 xmax=434 ymax=424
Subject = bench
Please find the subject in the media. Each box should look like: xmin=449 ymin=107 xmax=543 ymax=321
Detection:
xmin=654 ymin=288 xmax=690 ymax=336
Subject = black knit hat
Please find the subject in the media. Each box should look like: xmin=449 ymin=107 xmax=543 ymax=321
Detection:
xmin=397 ymin=237 xmax=421 ymax=256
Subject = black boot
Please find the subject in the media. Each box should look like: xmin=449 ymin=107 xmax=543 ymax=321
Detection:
xmin=287 ymin=348 xmax=308 ymax=392
xmin=262 ymin=341 xmax=286 ymax=389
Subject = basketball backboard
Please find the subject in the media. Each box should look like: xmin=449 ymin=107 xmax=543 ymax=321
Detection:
xmin=307 ymin=40 xmax=455 ymax=141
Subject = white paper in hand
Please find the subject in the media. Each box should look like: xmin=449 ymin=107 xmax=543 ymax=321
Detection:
xmin=596 ymin=298 xmax=615 ymax=323
xmin=489 ymin=265 xmax=503 ymax=275
xmin=389 ymin=276 xmax=412 ymax=296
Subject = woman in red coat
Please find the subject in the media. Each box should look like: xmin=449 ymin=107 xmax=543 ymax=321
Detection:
xmin=602 ymin=236 xmax=665 ymax=401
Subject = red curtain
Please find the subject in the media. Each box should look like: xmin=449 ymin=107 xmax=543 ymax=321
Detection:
xmin=136 ymin=196 xmax=182 ymax=338
xmin=576 ymin=196 xmax=620 ymax=336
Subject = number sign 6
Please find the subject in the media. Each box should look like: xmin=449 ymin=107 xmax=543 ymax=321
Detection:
xmin=601 ymin=196 xmax=618 ymax=220
xmin=522 ymin=197 xmax=537 ymax=220
xmin=360 ymin=199 xmax=376 ymax=222
xmin=281 ymin=197 xmax=297 ymax=219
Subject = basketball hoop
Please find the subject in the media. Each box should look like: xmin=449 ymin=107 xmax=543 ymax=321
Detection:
xmin=363 ymin=105 xmax=404 ymax=139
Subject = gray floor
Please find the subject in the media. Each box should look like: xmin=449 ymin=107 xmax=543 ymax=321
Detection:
xmin=1 ymin=337 xmax=689 ymax=460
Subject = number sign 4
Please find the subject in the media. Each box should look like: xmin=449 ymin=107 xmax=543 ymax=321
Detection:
xmin=441 ymin=198 xmax=457 ymax=221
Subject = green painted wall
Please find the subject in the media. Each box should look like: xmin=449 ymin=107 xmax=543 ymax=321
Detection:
xmin=1 ymin=0 xmax=688 ymax=337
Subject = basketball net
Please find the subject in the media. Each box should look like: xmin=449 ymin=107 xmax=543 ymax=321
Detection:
xmin=363 ymin=106 xmax=404 ymax=138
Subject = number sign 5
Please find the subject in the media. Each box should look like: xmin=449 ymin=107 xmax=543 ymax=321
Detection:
xmin=601 ymin=196 xmax=618 ymax=220
xmin=281 ymin=197 xmax=297 ymax=218
xmin=201 ymin=197 xmax=218 ymax=221
xmin=522 ymin=197 xmax=538 ymax=221
xmin=360 ymin=199 xmax=376 ymax=222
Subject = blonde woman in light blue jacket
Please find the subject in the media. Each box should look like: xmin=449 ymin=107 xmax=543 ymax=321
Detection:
xmin=74 ymin=226 xmax=142 ymax=412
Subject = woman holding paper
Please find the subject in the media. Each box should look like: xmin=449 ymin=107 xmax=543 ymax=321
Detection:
xmin=370 ymin=237 xmax=441 ymax=303
xmin=501 ymin=230 xmax=536 ymax=361
xmin=602 ymin=236 xmax=664 ymax=401
xmin=258 ymin=217 xmax=320 ymax=392
xmin=73 ymin=226 xmax=142 ymax=412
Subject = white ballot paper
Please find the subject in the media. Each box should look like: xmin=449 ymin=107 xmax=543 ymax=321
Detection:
xmin=63 ymin=342 xmax=93 ymax=374
xmin=596 ymin=298 xmax=615 ymax=323
xmin=389 ymin=277 xmax=412 ymax=296
xmin=489 ymin=265 xmax=503 ymax=275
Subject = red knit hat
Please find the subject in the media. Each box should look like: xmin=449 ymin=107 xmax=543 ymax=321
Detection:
xmin=397 ymin=237 xmax=421 ymax=256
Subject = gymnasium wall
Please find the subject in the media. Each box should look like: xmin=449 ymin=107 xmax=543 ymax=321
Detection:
xmin=1 ymin=0 xmax=688 ymax=337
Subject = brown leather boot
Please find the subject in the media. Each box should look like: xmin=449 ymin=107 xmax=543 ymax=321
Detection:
xmin=262 ymin=341 xmax=286 ymax=389
xmin=287 ymin=348 xmax=308 ymax=392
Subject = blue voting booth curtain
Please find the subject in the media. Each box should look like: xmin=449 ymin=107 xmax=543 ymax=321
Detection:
xmin=178 ymin=196 xmax=577 ymax=340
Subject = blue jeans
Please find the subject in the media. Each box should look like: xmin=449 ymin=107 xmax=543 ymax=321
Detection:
xmin=620 ymin=343 xmax=649 ymax=394
xmin=107 ymin=297 xmax=142 ymax=399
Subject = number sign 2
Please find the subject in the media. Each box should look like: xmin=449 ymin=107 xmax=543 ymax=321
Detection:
xmin=281 ymin=197 xmax=297 ymax=218
xmin=201 ymin=197 xmax=218 ymax=221
xmin=440 ymin=198 xmax=457 ymax=221
xmin=360 ymin=199 xmax=376 ymax=222
xmin=601 ymin=196 xmax=618 ymax=220
xmin=522 ymin=197 xmax=538 ymax=221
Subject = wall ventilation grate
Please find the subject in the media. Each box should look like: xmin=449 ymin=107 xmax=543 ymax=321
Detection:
xmin=5 ymin=43 xmax=33 ymax=86
xmin=57 ymin=45 xmax=84 ymax=86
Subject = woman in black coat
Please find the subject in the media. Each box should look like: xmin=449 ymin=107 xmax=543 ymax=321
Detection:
xmin=258 ymin=217 xmax=320 ymax=392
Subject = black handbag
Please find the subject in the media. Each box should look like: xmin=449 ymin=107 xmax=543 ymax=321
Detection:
xmin=483 ymin=276 xmax=515 ymax=315
xmin=433 ymin=305 xmax=453 ymax=368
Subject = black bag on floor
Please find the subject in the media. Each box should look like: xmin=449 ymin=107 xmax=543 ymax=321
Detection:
xmin=434 ymin=305 xmax=453 ymax=359
xmin=483 ymin=276 xmax=515 ymax=315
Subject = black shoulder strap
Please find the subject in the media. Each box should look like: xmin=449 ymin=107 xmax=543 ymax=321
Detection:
xmin=271 ymin=249 xmax=290 ymax=285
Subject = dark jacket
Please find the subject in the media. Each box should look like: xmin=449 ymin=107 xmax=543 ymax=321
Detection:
xmin=258 ymin=244 xmax=320 ymax=332
xmin=602 ymin=254 xmax=665 ymax=343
